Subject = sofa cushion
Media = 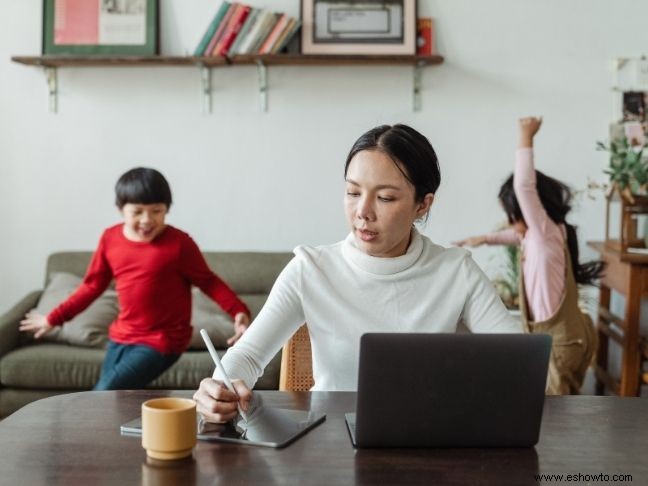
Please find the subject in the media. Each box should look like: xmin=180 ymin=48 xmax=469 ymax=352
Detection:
xmin=33 ymin=273 xmax=270 ymax=351
xmin=148 ymin=350 xmax=281 ymax=390
xmin=1 ymin=344 xmax=103 ymax=389
xmin=36 ymin=272 xmax=118 ymax=348
xmin=0 ymin=343 xmax=281 ymax=390
xmin=188 ymin=291 xmax=268 ymax=349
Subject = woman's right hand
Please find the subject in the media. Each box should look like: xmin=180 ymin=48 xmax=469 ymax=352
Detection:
xmin=453 ymin=235 xmax=487 ymax=248
xmin=19 ymin=311 xmax=53 ymax=338
xmin=193 ymin=377 xmax=252 ymax=423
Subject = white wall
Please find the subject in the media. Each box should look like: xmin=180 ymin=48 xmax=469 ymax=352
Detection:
xmin=1 ymin=0 xmax=647 ymax=314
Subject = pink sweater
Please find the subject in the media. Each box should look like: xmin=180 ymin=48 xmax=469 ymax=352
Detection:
xmin=485 ymin=148 xmax=566 ymax=321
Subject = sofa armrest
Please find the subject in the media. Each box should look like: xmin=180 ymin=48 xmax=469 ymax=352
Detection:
xmin=0 ymin=291 xmax=42 ymax=359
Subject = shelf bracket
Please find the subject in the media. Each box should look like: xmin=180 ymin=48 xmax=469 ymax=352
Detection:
xmin=199 ymin=64 xmax=212 ymax=114
xmin=46 ymin=67 xmax=58 ymax=113
xmin=257 ymin=60 xmax=268 ymax=112
xmin=413 ymin=62 xmax=424 ymax=112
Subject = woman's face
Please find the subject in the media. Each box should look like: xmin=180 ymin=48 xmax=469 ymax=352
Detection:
xmin=344 ymin=150 xmax=433 ymax=258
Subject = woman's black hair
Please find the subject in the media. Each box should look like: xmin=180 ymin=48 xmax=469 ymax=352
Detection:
xmin=498 ymin=172 xmax=605 ymax=285
xmin=344 ymin=124 xmax=441 ymax=203
xmin=115 ymin=167 xmax=172 ymax=209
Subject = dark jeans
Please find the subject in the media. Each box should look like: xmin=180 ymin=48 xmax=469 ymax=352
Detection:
xmin=94 ymin=341 xmax=181 ymax=391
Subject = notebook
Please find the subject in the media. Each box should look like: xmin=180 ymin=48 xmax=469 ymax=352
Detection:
xmin=345 ymin=333 xmax=551 ymax=448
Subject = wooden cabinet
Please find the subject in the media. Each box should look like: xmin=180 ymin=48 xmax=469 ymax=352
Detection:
xmin=588 ymin=241 xmax=648 ymax=396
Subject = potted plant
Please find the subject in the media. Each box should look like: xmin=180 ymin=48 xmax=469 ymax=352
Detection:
xmin=596 ymin=137 xmax=648 ymax=201
xmin=491 ymin=244 xmax=521 ymax=311
xmin=596 ymin=137 xmax=648 ymax=259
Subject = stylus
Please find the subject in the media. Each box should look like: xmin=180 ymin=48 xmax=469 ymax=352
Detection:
xmin=200 ymin=328 xmax=249 ymax=422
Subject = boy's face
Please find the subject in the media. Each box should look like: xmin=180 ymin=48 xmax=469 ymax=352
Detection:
xmin=120 ymin=203 xmax=168 ymax=242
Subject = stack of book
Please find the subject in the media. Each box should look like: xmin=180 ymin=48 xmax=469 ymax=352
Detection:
xmin=193 ymin=2 xmax=301 ymax=57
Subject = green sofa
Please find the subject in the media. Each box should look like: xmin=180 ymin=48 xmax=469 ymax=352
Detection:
xmin=0 ymin=251 xmax=293 ymax=418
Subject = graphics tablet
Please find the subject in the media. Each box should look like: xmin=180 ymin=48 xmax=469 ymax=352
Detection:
xmin=121 ymin=401 xmax=325 ymax=449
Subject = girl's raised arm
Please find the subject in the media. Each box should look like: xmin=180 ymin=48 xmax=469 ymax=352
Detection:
xmin=513 ymin=117 xmax=553 ymax=234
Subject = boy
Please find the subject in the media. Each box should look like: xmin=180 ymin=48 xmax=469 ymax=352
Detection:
xmin=20 ymin=167 xmax=250 ymax=390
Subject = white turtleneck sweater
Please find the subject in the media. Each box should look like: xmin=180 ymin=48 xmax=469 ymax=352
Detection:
xmin=218 ymin=230 xmax=522 ymax=391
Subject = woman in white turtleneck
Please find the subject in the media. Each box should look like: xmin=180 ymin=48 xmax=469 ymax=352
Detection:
xmin=194 ymin=124 xmax=522 ymax=423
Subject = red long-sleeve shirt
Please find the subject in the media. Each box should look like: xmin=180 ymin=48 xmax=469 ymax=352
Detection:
xmin=47 ymin=224 xmax=250 ymax=354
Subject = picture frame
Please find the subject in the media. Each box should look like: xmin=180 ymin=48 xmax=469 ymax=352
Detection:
xmin=42 ymin=0 xmax=159 ymax=56
xmin=300 ymin=0 xmax=417 ymax=55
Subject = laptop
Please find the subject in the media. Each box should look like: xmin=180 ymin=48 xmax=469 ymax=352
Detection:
xmin=345 ymin=333 xmax=551 ymax=448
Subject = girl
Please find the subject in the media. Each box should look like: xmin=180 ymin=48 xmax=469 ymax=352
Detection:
xmin=194 ymin=124 xmax=522 ymax=423
xmin=455 ymin=117 xmax=604 ymax=395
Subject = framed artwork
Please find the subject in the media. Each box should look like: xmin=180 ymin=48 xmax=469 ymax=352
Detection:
xmin=300 ymin=0 xmax=417 ymax=55
xmin=622 ymin=91 xmax=647 ymax=122
xmin=42 ymin=0 xmax=159 ymax=55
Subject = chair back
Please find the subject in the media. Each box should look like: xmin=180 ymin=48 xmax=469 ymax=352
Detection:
xmin=279 ymin=325 xmax=314 ymax=391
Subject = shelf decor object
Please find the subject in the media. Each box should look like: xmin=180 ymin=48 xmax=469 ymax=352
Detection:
xmin=300 ymin=0 xmax=416 ymax=55
xmin=598 ymin=135 xmax=648 ymax=262
xmin=605 ymin=187 xmax=648 ymax=263
xmin=42 ymin=0 xmax=158 ymax=56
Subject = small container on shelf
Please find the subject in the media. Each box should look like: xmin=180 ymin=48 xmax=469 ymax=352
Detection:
xmin=605 ymin=184 xmax=648 ymax=262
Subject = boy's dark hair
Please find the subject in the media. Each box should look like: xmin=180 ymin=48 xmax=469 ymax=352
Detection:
xmin=115 ymin=167 xmax=172 ymax=209
xmin=498 ymin=172 xmax=605 ymax=285
xmin=344 ymin=124 xmax=441 ymax=203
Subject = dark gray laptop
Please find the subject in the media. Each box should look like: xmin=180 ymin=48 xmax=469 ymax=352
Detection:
xmin=345 ymin=333 xmax=551 ymax=448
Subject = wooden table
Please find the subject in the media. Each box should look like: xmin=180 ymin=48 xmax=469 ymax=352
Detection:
xmin=0 ymin=391 xmax=646 ymax=485
xmin=588 ymin=241 xmax=648 ymax=396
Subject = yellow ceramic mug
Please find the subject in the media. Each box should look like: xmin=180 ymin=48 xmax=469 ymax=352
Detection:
xmin=141 ymin=397 xmax=197 ymax=460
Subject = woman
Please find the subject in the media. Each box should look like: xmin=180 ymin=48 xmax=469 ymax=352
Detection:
xmin=194 ymin=124 xmax=521 ymax=422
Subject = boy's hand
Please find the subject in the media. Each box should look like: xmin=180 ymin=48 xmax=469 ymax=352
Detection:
xmin=227 ymin=312 xmax=250 ymax=346
xmin=519 ymin=116 xmax=542 ymax=148
xmin=453 ymin=235 xmax=487 ymax=248
xmin=19 ymin=311 xmax=54 ymax=339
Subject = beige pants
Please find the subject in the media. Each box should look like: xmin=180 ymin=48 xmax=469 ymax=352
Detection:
xmin=542 ymin=313 xmax=597 ymax=395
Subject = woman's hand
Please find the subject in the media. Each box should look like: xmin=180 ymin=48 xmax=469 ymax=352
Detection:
xmin=453 ymin=235 xmax=487 ymax=248
xmin=227 ymin=312 xmax=251 ymax=346
xmin=193 ymin=377 xmax=252 ymax=423
xmin=19 ymin=311 xmax=53 ymax=339
xmin=519 ymin=116 xmax=542 ymax=148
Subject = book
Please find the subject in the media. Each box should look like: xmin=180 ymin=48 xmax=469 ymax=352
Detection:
xmin=228 ymin=7 xmax=260 ymax=56
xmin=271 ymin=18 xmax=300 ymax=54
xmin=258 ymin=14 xmax=289 ymax=55
xmin=248 ymin=12 xmax=279 ymax=54
xmin=236 ymin=9 xmax=273 ymax=55
xmin=204 ymin=2 xmax=238 ymax=57
xmin=193 ymin=1 xmax=231 ymax=56
xmin=416 ymin=17 xmax=433 ymax=56
xmin=212 ymin=4 xmax=251 ymax=56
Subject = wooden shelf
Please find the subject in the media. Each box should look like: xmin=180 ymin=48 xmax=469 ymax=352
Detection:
xmin=12 ymin=55 xmax=225 ymax=67
xmin=10 ymin=54 xmax=444 ymax=113
xmin=11 ymin=54 xmax=443 ymax=67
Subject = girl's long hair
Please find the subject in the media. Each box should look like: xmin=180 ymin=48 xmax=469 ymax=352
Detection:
xmin=498 ymin=171 xmax=605 ymax=285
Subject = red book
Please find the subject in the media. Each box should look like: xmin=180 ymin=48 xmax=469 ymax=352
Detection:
xmin=204 ymin=2 xmax=238 ymax=57
xmin=214 ymin=4 xmax=251 ymax=56
xmin=416 ymin=18 xmax=433 ymax=56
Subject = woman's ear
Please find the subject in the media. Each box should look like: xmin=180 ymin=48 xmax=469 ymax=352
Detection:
xmin=416 ymin=193 xmax=434 ymax=218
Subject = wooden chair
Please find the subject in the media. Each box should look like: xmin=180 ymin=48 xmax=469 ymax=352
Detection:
xmin=279 ymin=324 xmax=314 ymax=391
